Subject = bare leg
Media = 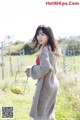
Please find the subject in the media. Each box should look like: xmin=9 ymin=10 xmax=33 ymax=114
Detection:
xmin=49 ymin=112 xmax=56 ymax=120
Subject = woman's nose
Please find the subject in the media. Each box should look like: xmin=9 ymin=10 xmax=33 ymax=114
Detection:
xmin=38 ymin=34 xmax=42 ymax=39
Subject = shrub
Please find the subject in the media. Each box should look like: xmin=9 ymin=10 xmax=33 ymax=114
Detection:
xmin=23 ymin=43 xmax=36 ymax=55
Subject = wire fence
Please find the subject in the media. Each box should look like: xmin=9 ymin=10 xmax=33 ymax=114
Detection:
xmin=58 ymin=38 xmax=80 ymax=81
xmin=0 ymin=38 xmax=80 ymax=81
xmin=0 ymin=41 xmax=25 ymax=80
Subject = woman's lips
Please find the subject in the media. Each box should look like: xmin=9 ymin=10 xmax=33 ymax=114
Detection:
xmin=38 ymin=40 xmax=43 ymax=42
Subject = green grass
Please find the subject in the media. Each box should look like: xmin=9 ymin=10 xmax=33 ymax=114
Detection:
xmin=55 ymin=73 xmax=80 ymax=120
xmin=0 ymin=54 xmax=80 ymax=120
xmin=0 ymin=77 xmax=36 ymax=120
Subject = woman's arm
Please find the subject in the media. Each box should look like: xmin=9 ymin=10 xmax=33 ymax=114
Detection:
xmin=30 ymin=47 xmax=53 ymax=80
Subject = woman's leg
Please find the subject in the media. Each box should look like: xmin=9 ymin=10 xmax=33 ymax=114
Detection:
xmin=49 ymin=111 xmax=56 ymax=120
xmin=50 ymin=114 xmax=56 ymax=120
xmin=32 ymin=118 xmax=38 ymax=120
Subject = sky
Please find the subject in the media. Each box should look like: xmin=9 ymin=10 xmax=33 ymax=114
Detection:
xmin=0 ymin=0 xmax=80 ymax=43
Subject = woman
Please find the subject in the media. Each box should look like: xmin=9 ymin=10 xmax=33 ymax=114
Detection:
xmin=25 ymin=25 xmax=61 ymax=120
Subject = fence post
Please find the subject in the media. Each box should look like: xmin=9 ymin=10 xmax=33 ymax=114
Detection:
xmin=22 ymin=49 xmax=25 ymax=65
xmin=17 ymin=56 xmax=20 ymax=71
xmin=72 ymin=40 xmax=77 ymax=81
xmin=19 ymin=50 xmax=22 ymax=68
xmin=1 ymin=42 xmax=4 ymax=80
xmin=17 ymin=55 xmax=21 ymax=71
xmin=20 ymin=49 xmax=25 ymax=65
xmin=9 ymin=48 xmax=13 ymax=76
xmin=62 ymin=39 xmax=66 ymax=73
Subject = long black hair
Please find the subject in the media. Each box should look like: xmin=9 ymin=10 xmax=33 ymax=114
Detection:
xmin=30 ymin=25 xmax=61 ymax=55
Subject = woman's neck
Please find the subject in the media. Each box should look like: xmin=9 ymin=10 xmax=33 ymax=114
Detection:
xmin=42 ymin=43 xmax=48 ymax=48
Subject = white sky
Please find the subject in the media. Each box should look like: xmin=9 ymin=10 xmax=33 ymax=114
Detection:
xmin=0 ymin=0 xmax=80 ymax=43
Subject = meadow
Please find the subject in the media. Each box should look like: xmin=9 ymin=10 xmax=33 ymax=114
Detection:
xmin=0 ymin=54 xmax=80 ymax=120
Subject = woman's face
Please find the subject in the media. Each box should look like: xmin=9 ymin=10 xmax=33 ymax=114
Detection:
xmin=37 ymin=29 xmax=48 ymax=46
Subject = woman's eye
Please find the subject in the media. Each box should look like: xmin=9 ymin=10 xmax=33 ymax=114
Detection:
xmin=41 ymin=33 xmax=45 ymax=36
xmin=37 ymin=32 xmax=45 ymax=36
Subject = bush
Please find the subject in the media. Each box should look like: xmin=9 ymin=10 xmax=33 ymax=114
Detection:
xmin=65 ymin=39 xmax=80 ymax=56
xmin=23 ymin=43 xmax=36 ymax=55
xmin=14 ymin=41 xmax=24 ymax=45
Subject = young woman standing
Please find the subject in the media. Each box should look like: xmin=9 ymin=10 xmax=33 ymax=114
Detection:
xmin=25 ymin=25 xmax=61 ymax=120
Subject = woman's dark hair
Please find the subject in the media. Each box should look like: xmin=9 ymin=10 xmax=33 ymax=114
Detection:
xmin=30 ymin=25 xmax=61 ymax=56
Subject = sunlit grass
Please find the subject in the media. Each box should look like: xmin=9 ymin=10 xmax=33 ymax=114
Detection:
xmin=55 ymin=73 xmax=80 ymax=120
xmin=0 ymin=54 xmax=80 ymax=120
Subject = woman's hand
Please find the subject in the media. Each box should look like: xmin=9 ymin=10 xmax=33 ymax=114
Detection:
xmin=25 ymin=67 xmax=30 ymax=77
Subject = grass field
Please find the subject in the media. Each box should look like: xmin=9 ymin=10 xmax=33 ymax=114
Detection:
xmin=0 ymin=54 xmax=80 ymax=120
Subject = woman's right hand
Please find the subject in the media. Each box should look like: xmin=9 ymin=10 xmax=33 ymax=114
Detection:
xmin=25 ymin=67 xmax=30 ymax=77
